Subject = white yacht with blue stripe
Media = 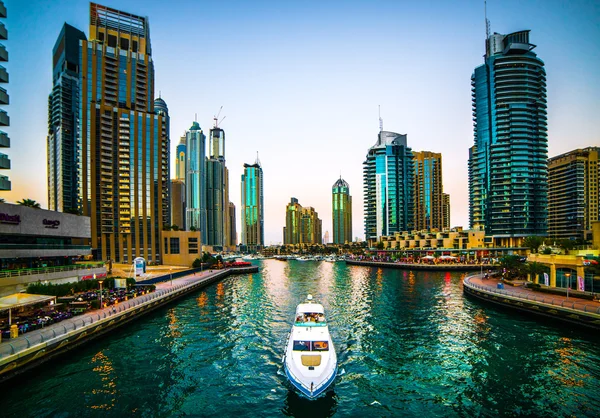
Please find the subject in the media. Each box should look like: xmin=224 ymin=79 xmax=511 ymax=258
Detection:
xmin=283 ymin=295 xmax=337 ymax=399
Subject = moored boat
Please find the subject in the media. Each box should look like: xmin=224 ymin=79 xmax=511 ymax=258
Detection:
xmin=283 ymin=295 xmax=337 ymax=399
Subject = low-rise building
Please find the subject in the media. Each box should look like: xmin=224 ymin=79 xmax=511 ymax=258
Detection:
xmin=161 ymin=230 xmax=202 ymax=267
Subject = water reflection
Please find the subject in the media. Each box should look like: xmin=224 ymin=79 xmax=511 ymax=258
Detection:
xmin=88 ymin=351 xmax=117 ymax=411
xmin=282 ymin=388 xmax=338 ymax=418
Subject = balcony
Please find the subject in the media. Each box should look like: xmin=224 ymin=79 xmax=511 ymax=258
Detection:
xmin=0 ymin=174 xmax=9 ymax=190
xmin=0 ymin=65 xmax=7 ymax=83
xmin=0 ymin=152 xmax=10 ymax=169
xmin=0 ymin=43 xmax=6 ymax=62
xmin=0 ymin=22 xmax=6 ymax=41
xmin=0 ymin=2 xmax=5 ymax=18
xmin=0 ymin=130 xmax=7 ymax=147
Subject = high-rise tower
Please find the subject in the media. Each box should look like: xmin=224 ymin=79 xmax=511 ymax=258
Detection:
xmin=47 ymin=23 xmax=87 ymax=212
xmin=206 ymin=121 xmax=227 ymax=249
xmin=185 ymin=121 xmax=206 ymax=239
xmin=363 ymin=130 xmax=414 ymax=242
xmin=332 ymin=177 xmax=352 ymax=244
xmin=469 ymin=30 xmax=548 ymax=240
xmin=241 ymin=156 xmax=263 ymax=251
xmin=79 ymin=3 xmax=169 ymax=262
xmin=413 ymin=151 xmax=444 ymax=231
xmin=548 ymin=147 xmax=599 ymax=240
xmin=175 ymin=135 xmax=186 ymax=180
xmin=0 ymin=0 xmax=10 ymax=191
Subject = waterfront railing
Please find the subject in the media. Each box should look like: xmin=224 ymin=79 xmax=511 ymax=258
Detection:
xmin=0 ymin=263 xmax=105 ymax=279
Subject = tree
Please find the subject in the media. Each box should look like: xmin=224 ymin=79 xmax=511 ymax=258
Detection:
xmin=190 ymin=225 xmax=198 ymax=232
xmin=499 ymin=255 xmax=527 ymax=280
xmin=523 ymin=236 xmax=544 ymax=254
xmin=526 ymin=262 xmax=548 ymax=281
xmin=375 ymin=241 xmax=384 ymax=250
xmin=17 ymin=198 xmax=41 ymax=208
xmin=192 ymin=258 xmax=202 ymax=268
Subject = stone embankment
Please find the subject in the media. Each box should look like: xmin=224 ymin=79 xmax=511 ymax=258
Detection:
xmin=0 ymin=266 xmax=258 ymax=383
xmin=463 ymin=274 xmax=600 ymax=329
xmin=345 ymin=259 xmax=486 ymax=271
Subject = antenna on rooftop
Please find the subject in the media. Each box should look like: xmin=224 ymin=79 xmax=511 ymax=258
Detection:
xmin=378 ymin=105 xmax=383 ymax=132
xmin=195 ymin=113 xmax=197 ymax=122
xmin=485 ymin=0 xmax=490 ymax=39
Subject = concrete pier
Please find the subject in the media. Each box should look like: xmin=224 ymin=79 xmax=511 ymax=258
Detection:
xmin=0 ymin=266 xmax=258 ymax=383
xmin=345 ymin=259 xmax=486 ymax=271
xmin=463 ymin=274 xmax=600 ymax=329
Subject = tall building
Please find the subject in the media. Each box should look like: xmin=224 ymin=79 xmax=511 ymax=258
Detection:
xmin=154 ymin=96 xmax=170 ymax=227
xmin=185 ymin=121 xmax=206 ymax=239
xmin=442 ymin=193 xmax=450 ymax=230
xmin=175 ymin=135 xmax=186 ymax=180
xmin=170 ymin=178 xmax=185 ymax=230
xmin=284 ymin=197 xmax=301 ymax=245
xmin=228 ymin=202 xmax=237 ymax=247
xmin=363 ymin=130 xmax=414 ymax=242
xmin=241 ymin=156 xmax=264 ymax=251
xmin=548 ymin=147 xmax=599 ymax=240
xmin=413 ymin=151 xmax=444 ymax=231
xmin=332 ymin=177 xmax=352 ymax=244
xmin=47 ymin=23 xmax=87 ymax=212
xmin=206 ymin=123 xmax=227 ymax=249
xmin=0 ymin=1 xmax=10 ymax=191
xmin=469 ymin=29 xmax=548 ymax=240
xmin=79 ymin=3 xmax=169 ymax=262
xmin=284 ymin=198 xmax=322 ymax=245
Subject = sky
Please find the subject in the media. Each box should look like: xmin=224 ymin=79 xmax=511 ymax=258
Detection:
xmin=2 ymin=0 xmax=599 ymax=245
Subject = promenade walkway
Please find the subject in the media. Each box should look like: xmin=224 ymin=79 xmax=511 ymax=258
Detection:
xmin=464 ymin=274 xmax=600 ymax=329
xmin=0 ymin=269 xmax=224 ymax=359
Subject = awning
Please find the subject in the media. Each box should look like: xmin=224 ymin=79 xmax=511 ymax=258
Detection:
xmin=0 ymin=293 xmax=56 ymax=311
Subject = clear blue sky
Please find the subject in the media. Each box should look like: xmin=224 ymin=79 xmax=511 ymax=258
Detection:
xmin=3 ymin=0 xmax=599 ymax=244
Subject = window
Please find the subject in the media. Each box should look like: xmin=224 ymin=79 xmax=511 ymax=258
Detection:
xmin=169 ymin=237 xmax=180 ymax=254
xmin=188 ymin=237 xmax=198 ymax=254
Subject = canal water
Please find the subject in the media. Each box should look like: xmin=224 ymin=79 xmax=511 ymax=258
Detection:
xmin=2 ymin=260 xmax=600 ymax=417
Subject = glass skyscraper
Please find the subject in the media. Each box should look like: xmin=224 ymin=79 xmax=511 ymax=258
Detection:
xmin=79 ymin=3 xmax=169 ymax=262
xmin=0 ymin=0 xmax=10 ymax=191
xmin=241 ymin=157 xmax=263 ymax=251
xmin=332 ymin=177 xmax=352 ymax=244
xmin=413 ymin=151 xmax=444 ymax=231
xmin=469 ymin=30 xmax=548 ymax=239
xmin=185 ymin=121 xmax=206 ymax=239
xmin=363 ymin=130 xmax=414 ymax=242
xmin=175 ymin=135 xmax=186 ymax=180
xmin=47 ymin=23 xmax=87 ymax=213
xmin=206 ymin=125 xmax=226 ymax=248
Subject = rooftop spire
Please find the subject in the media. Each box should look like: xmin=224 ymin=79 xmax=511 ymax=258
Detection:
xmin=378 ymin=105 xmax=383 ymax=132
xmin=255 ymin=151 xmax=261 ymax=166
xmin=485 ymin=0 xmax=490 ymax=39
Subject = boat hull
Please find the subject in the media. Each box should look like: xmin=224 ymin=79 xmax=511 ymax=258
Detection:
xmin=283 ymin=357 xmax=337 ymax=399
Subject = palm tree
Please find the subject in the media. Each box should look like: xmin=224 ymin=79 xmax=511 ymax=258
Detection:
xmin=526 ymin=261 xmax=547 ymax=282
xmin=0 ymin=197 xmax=5 ymax=203
xmin=17 ymin=198 xmax=41 ymax=208
xmin=522 ymin=236 xmax=544 ymax=254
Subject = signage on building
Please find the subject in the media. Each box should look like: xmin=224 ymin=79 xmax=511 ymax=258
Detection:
xmin=43 ymin=219 xmax=61 ymax=229
xmin=0 ymin=212 xmax=21 ymax=225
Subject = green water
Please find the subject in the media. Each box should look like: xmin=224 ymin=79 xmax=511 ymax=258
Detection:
xmin=2 ymin=260 xmax=599 ymax=417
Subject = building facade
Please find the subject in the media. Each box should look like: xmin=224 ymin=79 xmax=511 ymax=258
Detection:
xmin=284 ymin=198 xmax=322 ymax=245
xmin=413 ymin=151 xmax=444 ymax=231
xmin=228 ymin=202 xmax=237 ymax=247
xmin=206 ymin=125 xmax=226 ymax=249
xmin=154 ymin=96 xmax=170 ymax=227
xmin=548 ymin=147 xmax=599 ymax=240
xmin=0 ymin=1 xmax=9 ymax=191
xmin=170 ymin=178 xmax=185 ymax=230
xmin=78 ymin=3 xmax=169 ymax=262
xmin=442 ymin=193 xmax=450 ymax=230
xmin=284 ymin=197 xmax=301 ymax=245
xmin=469 ymin=30 xmax=548 ymax=240
xmin=185 ymin=121 xmax=206 ymax=237
xmin=241 ymin=158 xmax=264 ymax=251
xmin=175 ymin=135 xmax=186 ymax=180
xmin=363 ymin=130 xmax=414 ymax=242
xmin=332 ymin=177 xmax=352 ymax=244
xmin=47 ymin=23 xmax=87 ymax=213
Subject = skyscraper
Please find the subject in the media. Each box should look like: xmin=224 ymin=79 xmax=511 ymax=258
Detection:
xmin=332 ymin=177 xmax=352 ymax=244
xmin=175 ymin=135 xmax=186 ymax=180
xmin=185 ymin=121 xmax=206 ymax=239
xmin=442 ymin=193 xmax=450 ymax=230
xmin=154 ymin=96 xmax=170 ymax=227
xmin=206 ymin=122 xmax=227 ymax=249
xmin=228 ymin=202 xmax=237 ymax=247
xmin=0 ymin=0 xmax=10 ymax=191
xmin=170 ymin=178 xmax=185 ymax=230
xmin=241 ymin=156 xmax=264 ymax=251
xmin=469 ymin=30 xmax=548 ymax=240
xmin=363 ymin=130 xmax=414 ymax=243
xmin=548 ymin=147 xmax=599 ymax=240
xmin=284 ymin=197 xmax=301 ymax=245
xmin=284 ymin=198 xmax=322 ymax=245
xmin=47 ymin=23 xmax=87 ymax=212
xmin=413 ymin=151 xmax=444 ymax=231
xmin=79 ymin=3 xmax=169 ymax=262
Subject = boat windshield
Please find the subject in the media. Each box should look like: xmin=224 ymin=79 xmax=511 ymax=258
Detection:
xmin=295 ymin=312 xmax=326 ymax=324
xmin=292 ymin=340 xmax=329 ymax=352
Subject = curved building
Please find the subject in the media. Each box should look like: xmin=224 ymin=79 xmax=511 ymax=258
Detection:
xmin=469 ymin=30 xmax=548 ymax=241
xmin=185 ymin=121 xmax=206 ymax=238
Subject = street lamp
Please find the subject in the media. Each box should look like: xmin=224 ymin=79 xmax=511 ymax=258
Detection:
xmin=170 ymin=267 xmax=173 ymax=286
xmin=565 ymin=272 xmax=571 ymax=300
xmin=98 ymin=279 xmax=104 ymax=308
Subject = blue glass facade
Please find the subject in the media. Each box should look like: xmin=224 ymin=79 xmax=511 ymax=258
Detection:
xmin=185 ymin=121 xmax=206 ymax=240
xmin=469 ymin=30 xmax=548 ymax=237
xmin=241 ymin=160 xmax=264 ymax=250
xmin=332 ymin=177 xmax=352 ymax=244
xmin=363 ymin=131 xmax=414 ymax=241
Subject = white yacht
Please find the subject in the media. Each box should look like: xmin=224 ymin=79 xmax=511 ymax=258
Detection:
xmin=283 ymin=295 xmax=337 ymax=399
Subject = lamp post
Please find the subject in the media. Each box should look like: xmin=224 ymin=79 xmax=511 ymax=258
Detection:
xmin=98 ymin=279 xmax=104 ymax=308
xmin=565 ymin=272 xmax=571 ymax=300
xmin=170 ymin=267 xmax=173 ymax=287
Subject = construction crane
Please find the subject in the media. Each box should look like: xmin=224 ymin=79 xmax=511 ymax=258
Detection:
xmin=213 ymin=106 xmax=226 ymax=128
